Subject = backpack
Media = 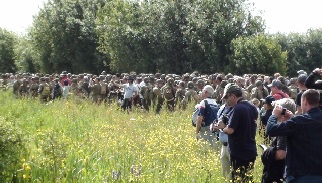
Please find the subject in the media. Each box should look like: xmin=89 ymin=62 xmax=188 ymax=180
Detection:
xmin=42 ymin=84 xmax=51 ymax=96
xmin=192 ymin=99 xmax=219 ymax=127
xmin=164 ymin=86 xmax=175 ymax=100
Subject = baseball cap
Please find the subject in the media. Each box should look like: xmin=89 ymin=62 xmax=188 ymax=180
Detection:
xmin=297 ymin=70 xmax=307 ymax=75
xmin=267 ymin=79 xmax=282 ymax=88
xmin=261 ymin=95 xmax=276 ymax=106
xmin=221 ymin=83 xmax=241 ymax=100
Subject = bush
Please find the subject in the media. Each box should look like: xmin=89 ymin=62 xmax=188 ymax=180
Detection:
xmin=0 ymin=117 xmax=25 ymax=182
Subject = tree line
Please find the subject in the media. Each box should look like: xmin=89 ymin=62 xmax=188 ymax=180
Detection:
xmin=1 ymin=0 xmax=322 ymax=76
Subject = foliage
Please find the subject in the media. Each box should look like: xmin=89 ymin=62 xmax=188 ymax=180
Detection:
xmin=230 ymin=34 xmax=287 ymax=75
xmin=275 ymin=29 xmax=322 ymax=76
xmin=29 ymin=0 xmax=109 ymax=74
xmin=96 ymin=0 xmax=265 ymax=74
xmin=14 ymin=36 xmax=40 ymax=73
xmin=0 ymin=116 xmax=25 ymax=182
xmin=0 ymin=28 xmax=17 ymax=73
xmin=0 ymin=90 xmax=265 ymax=182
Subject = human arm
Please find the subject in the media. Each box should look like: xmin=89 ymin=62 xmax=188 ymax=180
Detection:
xmin=266 ymin=106 xmax=296 ymax=137
xmin=275 ymin=136 xmax=287 ymax=160
xmin=196 ymin=115 xmax=204 ymax=134
xmin=305 ymin=68 xmax=322 ymax=89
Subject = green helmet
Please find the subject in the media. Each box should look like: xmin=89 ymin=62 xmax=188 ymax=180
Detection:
xmin=187 ymin=81 xmax=194 ymax=89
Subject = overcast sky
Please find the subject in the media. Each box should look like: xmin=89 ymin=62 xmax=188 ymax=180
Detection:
xmin=0 ymin=0 xmax=321 ymax=34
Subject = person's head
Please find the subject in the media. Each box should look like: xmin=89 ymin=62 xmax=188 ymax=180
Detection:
xmin=251 ymin=98 xmax=260 ymax=107
xmin=255 ymin=80 xmax=263 ymax=89
xmin=297 ymin=70 xmax=307 ymax=76
xmin=222 ymin=84 xmax=243 ymax=106
xmin=156 ymin=79 xmax=164 ymax=88
xmin=215 ymin=75 xmax=223 ymax=85
xmin=268 ymin=79 xmax=282 ymax=94
xmin=261 ymin=95 xmax=276 ymax=110
xmin=95 ymin=77 xmax=100 ymax=84
xmin=301 ymin=89 xmax=320 ymax=113
xmin=264 ymin=75 xmax=271 ymax=84
xmin=201 ymin=85 xmax=214 ymax=99
xmin=127 ymin=76 xmax=134 ymax=84
xmin=235 ymin=77 xmax=245 ymax=87
xmin=273 ymin=98 xmax=296 ymax=122
xmin=274 ymin=73 xmax=281 ymax=79
xmin=297 ymin=74 xmax=307 ymax=89
xmin=197 ymin=79 xmax=205 ymax=90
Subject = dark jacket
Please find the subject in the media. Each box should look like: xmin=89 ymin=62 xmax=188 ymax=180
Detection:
xmin=266 ymin=107 xmax=322 ymax=177
xmin=261 ymin=139 xmax=285 ymax=183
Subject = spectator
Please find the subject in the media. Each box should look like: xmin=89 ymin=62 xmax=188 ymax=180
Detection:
xmin=297 ymin=70 xmax=307 ymax=76
xmin=261 ymin=98 xmax=296 ymax=183
xmin=268 ymin=79 xmax=289 ymax=100
xmin=266 ymin=89 xmax=322 ymax=182
xmin=196 ymin=85 xmax=218 ymax=147
xmin=217 ymin=84 xmax=258 ymax=182
xmin=295 ymin=74 xmax=307 ymax=114
xmin=213 ymin=100 xmax=234 ymax=178
xmin=304 ymin=68 xmax=322 ymax=111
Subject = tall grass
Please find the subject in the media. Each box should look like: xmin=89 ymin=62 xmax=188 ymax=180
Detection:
xmin=0 ymin=91 xmax=264 ymax=182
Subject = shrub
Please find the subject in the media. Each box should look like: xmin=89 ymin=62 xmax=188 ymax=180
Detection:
xmin=0 ymin=117 xmax=25 ymax=182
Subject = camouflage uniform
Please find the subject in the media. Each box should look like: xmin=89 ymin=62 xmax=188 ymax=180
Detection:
xmin=154 ymin=79 xmax=164 ymax=114
xmin=161 ymin=78 xmax=176 ymax=112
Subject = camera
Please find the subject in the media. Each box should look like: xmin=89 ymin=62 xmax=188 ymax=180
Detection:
xmin=210 ymin=119 xmax=218 ymax=133
xmin=281 ymin=108 xmax=287 ymax=116
xmin=222 ymin=114 xmax=229 ymax=125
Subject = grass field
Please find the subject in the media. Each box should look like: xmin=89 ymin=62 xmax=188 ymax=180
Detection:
xmin=0 ymin=91 xmax=265 ymax=182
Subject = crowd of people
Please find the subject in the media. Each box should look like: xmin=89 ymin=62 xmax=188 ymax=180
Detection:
xmin=1 ymin=68 xmax=322 ymax=182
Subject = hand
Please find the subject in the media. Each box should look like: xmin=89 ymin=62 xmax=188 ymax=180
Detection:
xmin=217 ymin=120 xmax=226 ymax=130
xmin=313 ymin=68 xmax=322 ymax=75
xmin=282 ymin=110 xmax=294 ymax=121
xmin=272 ymin=105 xmax=294 ymax=120
xmin=212 ymin=123 xmax=220 ymax=131
xmin=272 ymin=105 xmax=283 ymax=116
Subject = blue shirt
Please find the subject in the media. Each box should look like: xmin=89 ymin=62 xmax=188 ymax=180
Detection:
xmin=266 ymin=107 xmax=322 ymax=177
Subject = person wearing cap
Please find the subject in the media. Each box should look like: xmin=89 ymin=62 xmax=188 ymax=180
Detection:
xmin=259 ymin=95 xmax=276 ymax=143
xmin=29 ymin=77 xmax=39 ymax=98
xmin=297 ymin=70 xmax=307 ymax=76
xmin=251 ymin=80 xmax=269 ymax=101
xmin=182 ymin=81 xmax=198 ymax=110
xmin=266 ymin=89 xmax=322 ymax=182
xmin=195 ymin=85 xmax=218 ymax=147
xmin=38 ymin=77 xmax=52 ymax=102
xmin=268 ymin=79 xmax=289 ymax=100
xmin=153 ymin=79 xmax=165 ymax=114
xmin=111 ymin=76 xmax=138 ymax=111
xmin=18 ymin=78 xmax=29 ymax=98
xmin=212 ymin=85 xmax=235 ymax=178
xmin=216 ymin=84 xmax=258 ymax=182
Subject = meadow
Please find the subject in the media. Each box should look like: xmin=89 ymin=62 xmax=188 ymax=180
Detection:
xmin=0 ymin=91 xmax=264 ymax=182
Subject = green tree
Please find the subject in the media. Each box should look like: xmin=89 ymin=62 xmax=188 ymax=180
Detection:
xmin=30 ymin=0 xmax=109 ymax=74
xmin=14 ymin=36 xmax=39 ymax=73
xmin=96 ymin=0 xmax=265 ymax=74
xmin=0 ymin=28 xmax=17 ymax=73
xmin=230 ymin=34 xmax=287 ymax=75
